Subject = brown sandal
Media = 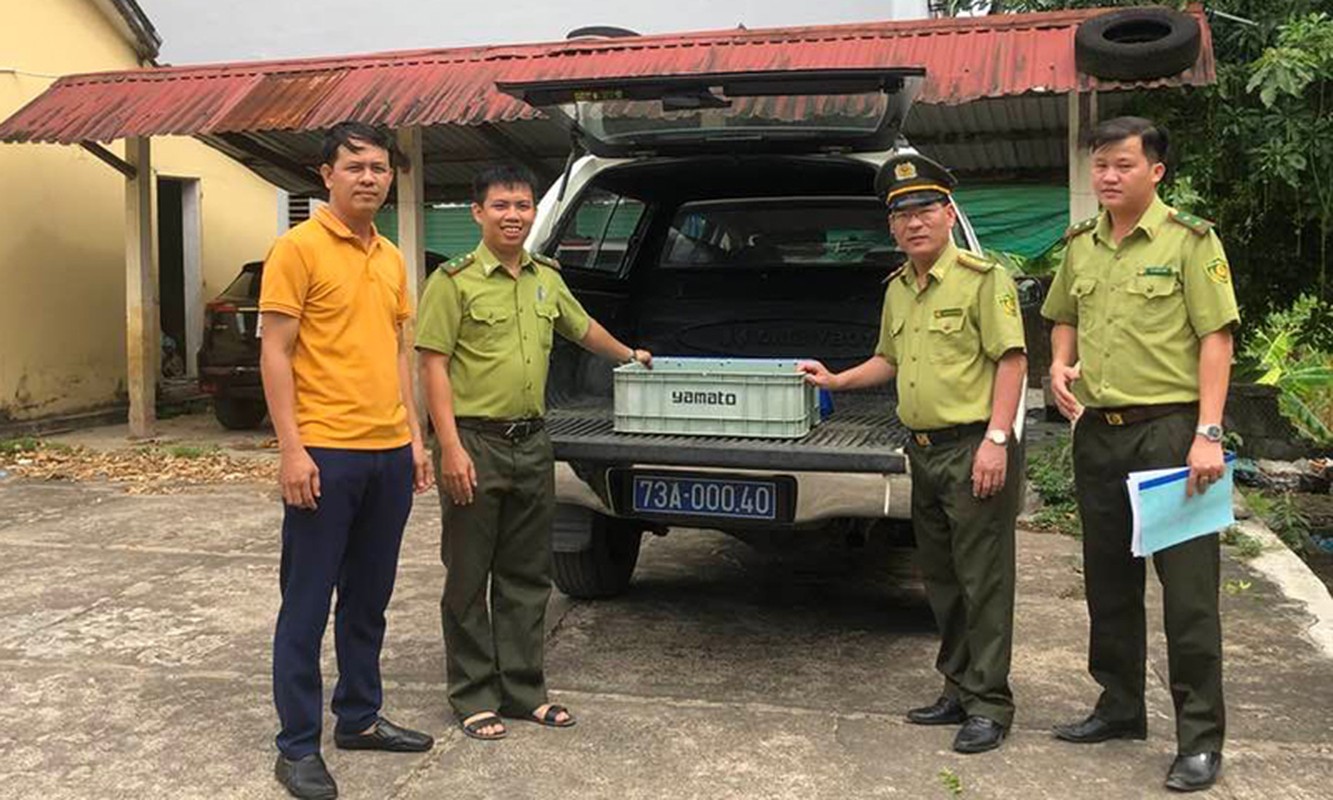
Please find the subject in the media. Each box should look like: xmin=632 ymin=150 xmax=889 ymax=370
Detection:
xmin=460 ymin=712 xmax=508 ymax=741
xmin=530 ymin=704 xmax=575 ymax=728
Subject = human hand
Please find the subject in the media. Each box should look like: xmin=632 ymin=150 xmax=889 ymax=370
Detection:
xmin=798 ymin=360 xmax=838 ymax=389
xmin=411 ymin=438 xmax=433 ymax=493
xmin=1186 ymin=437 xmax=1226 ymax=498
xmin=972 ymin=439 xmax=1008 ymax=499
xmin=1049 ymin=362 xmax=1083 ymax=421
xmin=279 ymin=446 xmax=320 ymax=510
xmin=440 ymin=444 xmax=477 ymax=505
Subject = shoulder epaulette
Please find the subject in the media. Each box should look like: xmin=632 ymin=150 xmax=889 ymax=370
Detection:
xmin=1169 ymin=209 xmax=1214 ymax=236
xmin=531 ymin=252 xmax=561 ymax=271
xmin=882 ymin=264 xmax=906 ymax=285
xmin=1062 ymin=216 xmax=1097 ymax=242
xmin=957 ymin=250 xmax=996 ymax=273
xmin=441 ymin=253 xmax=474 ymax=276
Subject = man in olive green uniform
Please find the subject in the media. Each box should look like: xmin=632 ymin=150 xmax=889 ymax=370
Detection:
xmin=416 ymin=164 xmax=650 ymax=741
xmin=1042 ymin=117 xmax=1237 ymax=793
xmin=802 ymin=154 xmax=1028 ymax=754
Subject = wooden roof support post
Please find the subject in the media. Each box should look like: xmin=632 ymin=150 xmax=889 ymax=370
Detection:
xmin=1068 ymin=89 xmax=1100 ymax=223
xmin=395 ymin=126 xmax=427 ymax=419
xmin=124 ymin=136 xmax=158 ymax=438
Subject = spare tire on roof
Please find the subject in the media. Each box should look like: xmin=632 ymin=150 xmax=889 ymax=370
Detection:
xmin=1075 ymin=8 xmax=1202 ymax=81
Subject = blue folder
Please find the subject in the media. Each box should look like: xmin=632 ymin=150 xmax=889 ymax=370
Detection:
xmin=1127 ymin=452 xmax=1237 ymax=557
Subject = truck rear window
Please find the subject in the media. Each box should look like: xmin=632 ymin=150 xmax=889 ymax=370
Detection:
xmin=661 ymin=198 xmax=901 ymax=268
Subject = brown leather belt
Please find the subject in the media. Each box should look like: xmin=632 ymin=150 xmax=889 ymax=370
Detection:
xmin=1086 ymin=402 xmax=1196 ymax=427
xmin=908 ymin=421 xmax=989 ymax=448
xmin=455 ymin=417 xmax=545 ymax=441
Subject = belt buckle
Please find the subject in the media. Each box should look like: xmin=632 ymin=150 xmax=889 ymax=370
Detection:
xmin=914 ymin=432 xmax=932 ymax=447
xmin=1105 ymin=412 xmax=1125 ymax=426
xmin=504 ymin=422 xmax=521 ymax=440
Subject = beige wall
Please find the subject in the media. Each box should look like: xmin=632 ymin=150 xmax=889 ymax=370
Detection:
xmin=0 ymin=0 xmax=279 ymax=421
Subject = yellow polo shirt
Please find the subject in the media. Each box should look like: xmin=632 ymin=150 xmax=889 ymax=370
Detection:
xmin=259 ymin=205 xmax=411 ymax=449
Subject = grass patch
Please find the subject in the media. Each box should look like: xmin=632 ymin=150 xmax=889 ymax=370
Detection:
xmin=1026 ymin=433 xmax=1082 ymax=537
xmin=165 ymin=444 xmax=220 ymax=459
xmin=1221 ymin=525 xmax=1265 ymax=559
xmin=0 ymin=436 xmax=41 ymax=455
xmin=1242 ymin=489 xmax=1311 ymax=553
xmin=937 ymin=767 xmax=964 ymax=796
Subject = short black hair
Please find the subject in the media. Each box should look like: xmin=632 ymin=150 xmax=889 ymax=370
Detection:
xmin=321 ymin=121 xmax=402 ymax=168
xmin=472 ymin=163 xmax=538 ymax=205
xmin=1089 ymin=116 xmax=1168 ymax=164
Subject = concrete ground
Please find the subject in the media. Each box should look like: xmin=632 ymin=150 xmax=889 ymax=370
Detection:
xmin=1 ymin=415 xmax=1331 ymax=799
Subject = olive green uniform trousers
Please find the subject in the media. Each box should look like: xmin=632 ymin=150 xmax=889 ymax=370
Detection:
xmin=907 ymin=431 xmax=1022 ymax=728
xmin=1073 ymin=408 xmax=1225 ymax=754
xmin=438 ymin=426 xmax=555 ymax=719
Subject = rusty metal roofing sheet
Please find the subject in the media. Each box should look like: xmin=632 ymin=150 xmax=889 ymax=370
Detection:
xmin=0 ymin=6 xmax=1215 ymax=145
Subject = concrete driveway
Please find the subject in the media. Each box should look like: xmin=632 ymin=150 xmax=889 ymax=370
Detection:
xmin=1 ymin=425 xmax=1330 ymax=799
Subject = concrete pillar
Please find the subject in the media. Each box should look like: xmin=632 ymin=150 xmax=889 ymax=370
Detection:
xmin=1067 ymin=90 xmax=1100 ymax=223
xmin=124 ymin=136 xmax=157 ymax=438
xmin=395 ymin=126 xmax=427 ymax=301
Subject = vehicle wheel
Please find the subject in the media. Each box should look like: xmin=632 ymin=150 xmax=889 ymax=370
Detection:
xmin=1075 ymin=8 xmax=1201 ymax=81
xmin=551 ymin=508 xmax=644 ymax=599
xmin=213 ymin=396 xmax=267 ymax=430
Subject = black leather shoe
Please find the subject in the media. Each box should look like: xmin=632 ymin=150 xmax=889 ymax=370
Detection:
xmin=274 ymin=753 xmax=337 ymax=800
xmin=906 ymin=696 xmax=967 ymax=726
xmin=953 ymin=716 xmax=1006 ymax=754
xmin=334 ymin=717 xmax=434 ymax=752
xmin=1165 ymin=752 xmax=1222 ymax=792
xmin=1052 ymin=713 xmax=1147 ymax=744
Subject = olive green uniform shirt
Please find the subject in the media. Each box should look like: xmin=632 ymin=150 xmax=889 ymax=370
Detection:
xmin=875 ymin=241 xmax=1027 ymax=430
xmin=1040 ymin=196 xmax=1240 ymax=408
xmin=415 ymin=243 xmax=592 ymax=419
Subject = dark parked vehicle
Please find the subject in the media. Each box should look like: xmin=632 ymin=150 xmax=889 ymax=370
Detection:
xmin=198 ymin=251 xmax=446 ymax=430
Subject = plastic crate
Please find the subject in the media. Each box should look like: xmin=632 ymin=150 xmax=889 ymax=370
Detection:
xmin=613 ymin=357 xmax=819 ymax=439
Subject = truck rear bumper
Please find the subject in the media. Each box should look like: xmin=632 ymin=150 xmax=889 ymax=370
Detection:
xmin=554 ymin=461 xmax=914 ymax=523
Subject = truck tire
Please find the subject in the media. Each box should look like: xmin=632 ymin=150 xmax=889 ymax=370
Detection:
xmin=213 ymin=396 xmax=267 ymax=430
xmin=551 ymin=509 xmax=644 ymax=599
xmin=1075 ymin=8 xmax=1201 ymax=81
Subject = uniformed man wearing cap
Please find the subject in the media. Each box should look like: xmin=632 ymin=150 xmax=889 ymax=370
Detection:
xmin=1042 ymin=117 xmax=1237 ymax=793
xmin=801 ymin=153 xmax=1028 ymax=754
xmin=415 ymin=164 xmax=651 ymax=742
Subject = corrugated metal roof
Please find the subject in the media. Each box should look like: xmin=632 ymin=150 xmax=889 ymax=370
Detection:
xmin=0 ymin=6 xmax=1214 ymax=146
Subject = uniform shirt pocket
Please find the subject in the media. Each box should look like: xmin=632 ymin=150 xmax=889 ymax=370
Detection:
xmin=464 ymin=304 xmax=515 ymax=351
xmin=926 ymin=312 xmax=973 ymax=363
xmin=534 ymin=303 xmax=560 ymax=348
xmin=1123 ymin=274 xmax=1184 ymax=331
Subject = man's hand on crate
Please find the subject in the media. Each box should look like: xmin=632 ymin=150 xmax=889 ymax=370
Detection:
xmin=439 ymin=444 xmax=478 ymax=505
xmin=626 ymin=347 xmax=654 ymax=369
xmin=797 ymin=360 xmax=839 ymax=390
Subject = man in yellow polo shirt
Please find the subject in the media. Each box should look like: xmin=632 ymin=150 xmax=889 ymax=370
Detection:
xmin=1043 ymin=117 xmax=1238 ymax=793
xmin=261 ymin=122 xmax=434 ymax=800
xmin=417 ymin=164 xmax=649 ymax=742
xmin=802 ymin=154 xmax=1027 ymax=754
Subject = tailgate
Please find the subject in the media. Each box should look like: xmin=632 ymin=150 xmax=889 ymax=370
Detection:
xmin=548 ymin=394 xmax=909 ymax=473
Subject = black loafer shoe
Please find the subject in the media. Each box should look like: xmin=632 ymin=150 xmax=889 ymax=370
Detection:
xmin=1052 ymin=713 xmax=1147 ymax=744
xmin=953 ymin=716 xmax=1006 ymax=754
xmin=906 ymin=696 xmax=967 ymax=726
xmin=1165 ymin=751 xmax=1222 ymax=792
xmin=275 ymin=753 xmax=337 ymax=800
xmin=334 ymin=717 xmax=434 ymax=752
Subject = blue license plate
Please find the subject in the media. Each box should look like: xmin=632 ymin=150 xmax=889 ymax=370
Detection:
xmin=631 ymin=475 xmax=779 ymax=521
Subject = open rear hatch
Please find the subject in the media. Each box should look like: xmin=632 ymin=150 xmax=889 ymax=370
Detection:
xmin=497 ymin=67 xmax=924 ymax=158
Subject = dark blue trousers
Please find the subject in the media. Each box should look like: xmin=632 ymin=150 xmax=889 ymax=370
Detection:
xmin=273 ymin=445 xmax=413 ymax=758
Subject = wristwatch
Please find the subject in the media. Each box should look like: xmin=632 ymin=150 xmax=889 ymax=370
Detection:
xmin=985 ymin=429 xmax=1009 ymax=447
xmin=1195 ymin=423 xmax=1224 ymax=443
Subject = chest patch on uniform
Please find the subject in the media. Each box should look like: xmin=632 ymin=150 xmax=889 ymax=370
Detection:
xmin=1204 ymin=258 xmax=1231 ymax=284
xmin=1142 ymin=266 xmax=1175 ymax=277
xmin=536 ymin=284 xmax=547 ymax=303
xmin=934 ymin=307 xmax=964 ymax=319
xmin=999 ymin=293 xmax=1018 ymax=317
